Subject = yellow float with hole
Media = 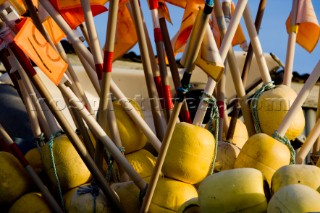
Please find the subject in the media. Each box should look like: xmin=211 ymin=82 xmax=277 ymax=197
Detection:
xmin=125 ymin=149 xmax=156 ymax=181
xmin=255 ymin=84 xmax=305 ymax=140
xmin=64 ymin=183 xmax=113 ymax=213
xmin=267 ymin=184 xmax=320 ymax=213
xmin=198 ymin=168 xmax=269 ymax=213
xmin=271 ymin=164 xmax=320 ymax=194
xmin=214 ymin=141 xmax=240 ymax=173
xmin=41 ymin=134 xmax=91 ymax=192
xmin=234 ymin=133 xmax=291 ymax=184
xmin=0 ymin=151 xmax=31 ymax=206
xmin=105 ymin=99 xmax=148 ymax=155
xmin=163 ymin=122 xmax=216 ymax=184
xmin=177 ymin=198 xmax=200 ymax=213
xmin=150 ymin=177 xmax=198 ymax=213
xmin=9 ymin=192 xmax=51 ymax=213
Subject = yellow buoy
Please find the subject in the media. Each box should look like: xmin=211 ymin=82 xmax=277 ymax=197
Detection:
xmin=198 ymin=168 xmax=268 ymax=213
xmin=256 ymin=85 xmax=305 ymax=140
xmin=267 ymin=184 xmax=320 ymax=213
xmin=234 ymin=133 xmax=290 ymax=184
xmin=214 ymin=141 xmax=240 ymax=173
xmin=125 ymin=149 xmax=156 ymax=180
xmin=105 ymin=99 xmax=148 ymax=154
xmin=271 ymin=164 xmax=320 ymax=194
xmin=64 ymin=183 xmax=114 ymax=213
xmin=0 ymin=151 xmax=30 ymax=206
xmin=42 ymin=134 xmax=91 ymax=192
xmin=150 ymin=177 xmax=198 ymax=213
xmin=163 ymin=122 xmax=216 ymax=184
xmin=111 ymin=181 xmax=140 ymax=213
xmin=25 ymin=147 xmax=43 ymax=174
xmin=9 ymin=192 xmax=52 ymax=213
xmin=177 ymin=197 xmax=200 ymax=213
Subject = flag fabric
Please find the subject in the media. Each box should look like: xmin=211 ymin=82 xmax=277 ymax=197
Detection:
xmin=158 ymin=0 xmax=172 ymax=24
xmin=14 ymin=18 xmax=67 ymax=85
xmin=112 ymin=2 xmax=138 ymax=60
xmin=286 ymin=0 xmax=320 ymax=52
xmin=54 ymin=0 xmax=108 ymax=10
xmin=165 ymin=0 xmax=187 ymax=8
xmin=49 ymin=0 xmax=107 ymax=29
xmin=171 ymin=0 xmax=204 ymax=54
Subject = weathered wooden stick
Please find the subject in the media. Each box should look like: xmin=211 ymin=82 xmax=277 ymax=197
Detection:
xmin=193 ymin=0 xmax=248 ymax=126
xmin=0 ymin=123 xmax=63 ymax=213
xmin=127 ymin=0 xmax=166 ymax=139
xmin=139 ymin=4 xmax=213 ymax=212
xmin=9 ymin=41 xmax=124 ymax=213
xmin=312 ymin=87 xmax=320 ymax=155
xmin=296 ymin=118 xmax=320 ymax=164
xmin=283 ymin=0 xmax=299 ymax=87
xmin=277 ymin=60 xmax=320 ymax=137
xmin=159 ymin=15 xmax=192 ymax=123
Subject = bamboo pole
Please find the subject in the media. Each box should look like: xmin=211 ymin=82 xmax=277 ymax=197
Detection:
xmin=127 ymin=0 xmax=166 ymax=139
xmin=139 ymin=4 xmax=213 ymax=212
xmin=8 ymin=41 xmax=124 ymax=212
xmin=226 ymin=0 xmax=267 ymax=140
xmin=283 ymin=0 xmax=299 ymax=87
xmin=0 ymin=123 xmax=63 ymax=213
xmin=192 ymin=0 xmax=249 ymax=127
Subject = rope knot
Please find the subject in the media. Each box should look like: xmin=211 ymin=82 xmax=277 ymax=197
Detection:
xmin=251 ymin=81 xmax=275 ymax=133
xmin=77 ymin=183 xmax=99 ymax=213
xmin=272 ymin=130 xmax=296 ymax=164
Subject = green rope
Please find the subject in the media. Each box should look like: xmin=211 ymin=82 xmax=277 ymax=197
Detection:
xmin=251 ymin=81 xmax=275 ymax=133
xmin=106 ymin=146 xmax=125 ymax=182
xmin=272 ymin=131 xmax=296 ymax=164
xmin=202 ymin=92 xmax=219 ymax=174
xmin=77 ymin=182 xmax=100 ymax=213
xmin=48 ymin=130 xmax=65 ymax=210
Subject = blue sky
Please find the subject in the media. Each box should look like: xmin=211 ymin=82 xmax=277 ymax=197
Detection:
xmin=94 ymin=0 xmax=320 ymax=75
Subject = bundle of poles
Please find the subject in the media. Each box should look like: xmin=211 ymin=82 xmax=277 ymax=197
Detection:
xmin=0 ymin=0 xmax=319 ymax=212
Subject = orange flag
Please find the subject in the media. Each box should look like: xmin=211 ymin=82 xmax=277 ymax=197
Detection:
xmin=158 ymin=0 xmax=172 ymax=24
xmin=53 ymin=0 xmax=107 ymax=10
xmin=165 ymin=0 xmax=187 ymax=8
xmin=171 ymin=0 xmax=204 ymax=54
xmin=49 ymin=0 xmax=107 ymax=29
xmin=286 ymin=0 xmax=320 ymax=52
xmin=112 ymin=2 xmax=138 ymax=60
xmin=14 ymin=18 xmax=67 ymax=85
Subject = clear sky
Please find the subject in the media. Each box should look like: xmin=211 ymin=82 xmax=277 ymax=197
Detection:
xmin=94 ymin=0 xmax=320 ymax=75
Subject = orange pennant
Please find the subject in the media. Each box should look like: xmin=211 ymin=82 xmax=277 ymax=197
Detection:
xmin=42 ymin=17 xmax=66 ymax=44
xmin=14 ymin=18 xmax=67 ymax=85
xmin=286 ymin=0 xmax=320 ymax=52
xmin=49 ymin=0 xmax=107 ymax=29
xmin=158 ymin=0 xmax=172 ymax=24
xmin=54 ymin=0 xmax=107 ymax=10
xmin=113 ymin=3 xmax=138 ymax=60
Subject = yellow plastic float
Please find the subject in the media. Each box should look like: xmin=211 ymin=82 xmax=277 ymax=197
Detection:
xmin=8 ymin=192 xmax=51 ymax=213
xmin=223 ymin=117 xmax=249 ymax=148
xmin=150 ymin=177 xmax=198 ymax=213
xmin=177 ymin=198 xmax=200 ymax=213
xmin=25 ymin=147 xmax=43 ymax=174
xmin=125 ymin=149 xmax=156 ymax=181
xmin=198 ymin=168 xmax=269 ymax=213
xmin=105 ymin=99 xmax=148 ymax=154
xmin=271 ymin=164 xmax=320 ymax=194
xmin=0 ymin=151 xmax=30 ymax=206
xmin=64 ymin=183 xmax=113 ymax=213
xmin=111 ymin=181 xmax=140 ymax=213
xmin=42 ymin=134 xmax=91 ymax=192
xmin=234 ymin=133 xmax=291 ymax=184
xmin=267 ymin=184 xmax=320 ymax=213
xmin=256 ymin=84 xmax=305 ymax=140
xmin=163 ymin=122 xmax=216 ymax=184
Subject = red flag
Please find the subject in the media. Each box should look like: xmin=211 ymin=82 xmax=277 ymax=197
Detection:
xmin=49 ymin=0 xmax=107 ymax=29
xmin=286 ymin=0 xmax=320 ymax=52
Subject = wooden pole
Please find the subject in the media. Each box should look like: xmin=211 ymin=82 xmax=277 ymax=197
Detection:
xmin=283 ymin=0 xmax=299 ymax=87
xmin=139 ymin=4 xmax=213 ymax=212
xmin=312 ymin=87 xmax=320 ymax=155
xmin=0 ymin=123 xmax=63 ymax=213
xmin=8 ymin=41 xmax=124 ymax=213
